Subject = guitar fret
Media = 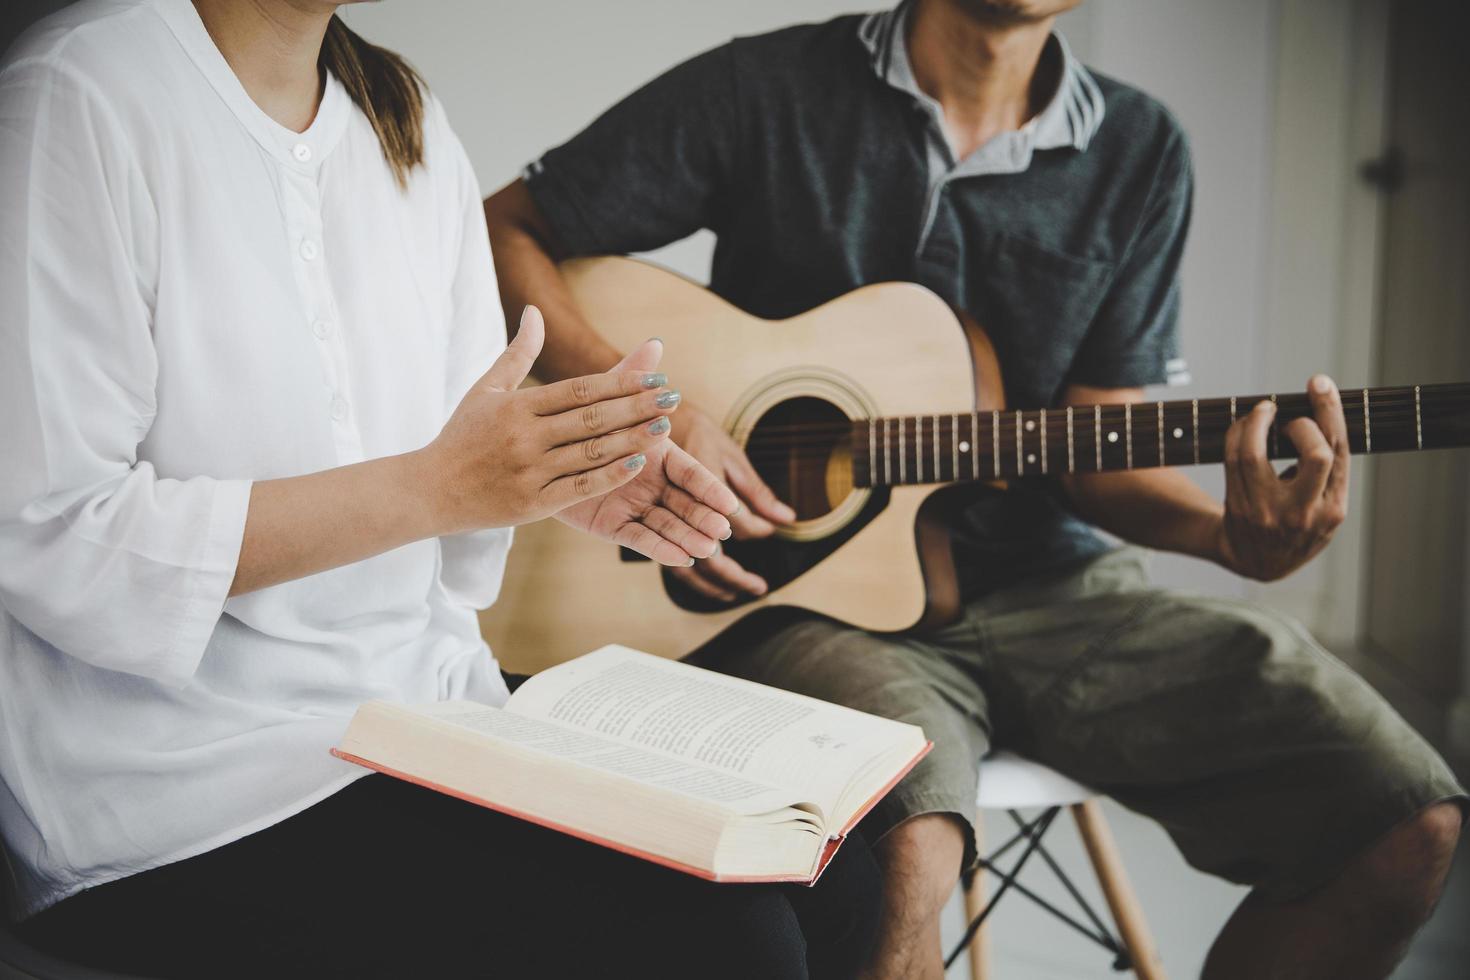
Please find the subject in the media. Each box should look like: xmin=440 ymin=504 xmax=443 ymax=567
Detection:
xmin=1414 ymin=385 xmax=1423 ymax=449
xmin=1066 ymin=406 xmax=1075 ymax=473
xmin=868 ymin=420 xmax=877 ymax=487
xmin=1093 ymin=405 xmax=1102 ymax=471
xmin=970 ymin=411 xmax=979 ymax=479
xmin=884 ymin=419 xmax=892 ymax=486
xmin=1015 ymin=409 xmax=1024 ymax=475
xmin=899 ymin=417 xmax=907 ymax=483
xmin=992 ymin=410 xmax=1000 ymax=478
xmin=1039 ymin=408 xmax=1048 ymax=474
xmin=1156 ymin=401 xmax=1165 ymax=465
xmin=1363 ymin=388 xmax=1372 ymax=453
xmin=1192 ymin=399 xmax=1200 ymax=465
xmin=914 ymin=417 xmax=921 ymax=482
xmin=1124 ymin=403 xmax=1134 ymax=469
xmin=933 ymin=414 xmax=941 ymax=482
xmin=951 ymin=413 xmax=959 ymax=481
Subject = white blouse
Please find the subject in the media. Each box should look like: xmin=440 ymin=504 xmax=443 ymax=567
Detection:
xmin=0 ymin=0 xmax=512 ymax=917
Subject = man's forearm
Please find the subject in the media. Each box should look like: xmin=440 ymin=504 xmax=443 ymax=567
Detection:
xmin=1057 ymin=384 xmax=1227 ymax=565
xmin=484 ymin=179 xmax=622 ymax=382
xmin=1062 ymin=467 xmax=1225 ymax=564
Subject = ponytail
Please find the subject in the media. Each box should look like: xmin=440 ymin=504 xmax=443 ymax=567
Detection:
xmin=320 ymin=16 xmax=426 ymax=188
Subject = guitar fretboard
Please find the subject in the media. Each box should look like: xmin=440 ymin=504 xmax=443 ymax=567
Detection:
xmin=850 ymin=384 xmax=1470 ymax=487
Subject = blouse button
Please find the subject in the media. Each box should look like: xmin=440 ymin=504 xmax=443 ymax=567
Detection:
xmin=312 ymin=318 xmax=331 ymax=340
xmin=329 ymin=395 xmax=349 ymax=422
xmin=299 ymin=239 xmax=319 ymax=261
xmin=292 ymin=143 xmax=312 ymax=163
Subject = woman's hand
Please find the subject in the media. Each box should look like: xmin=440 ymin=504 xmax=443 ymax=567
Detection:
xmin=555 ymin=341 xmax=740 ymax=565
xmin=420 ymin=306 xmax=685 ymax=533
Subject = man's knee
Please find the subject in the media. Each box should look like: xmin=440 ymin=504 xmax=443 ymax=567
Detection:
xmin=1353 ymin=801 xmax=1463 ymax=929
xmin=1383 ymin=802 xmax=1461 ymax=879
xmin=875 ymin=813 xmax=968 ymax=912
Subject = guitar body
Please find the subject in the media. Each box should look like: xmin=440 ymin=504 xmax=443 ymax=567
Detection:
xmin=481 ymin=257 xmax=1003 ymax=672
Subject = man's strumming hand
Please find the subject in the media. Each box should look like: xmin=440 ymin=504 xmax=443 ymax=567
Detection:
xmin=664 ymin=406 xmax=797 ymax=602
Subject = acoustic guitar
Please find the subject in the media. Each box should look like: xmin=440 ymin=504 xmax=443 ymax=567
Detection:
xmin=480 ymin=257 xmax=1470 ymax=672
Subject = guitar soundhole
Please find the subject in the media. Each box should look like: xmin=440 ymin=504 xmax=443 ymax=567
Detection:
xmin=743 ymin=396 xmax=853 ymax=521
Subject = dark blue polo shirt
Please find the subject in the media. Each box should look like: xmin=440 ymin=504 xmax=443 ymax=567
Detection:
xmin=525 ymin=8 xmax=1193 ymax=596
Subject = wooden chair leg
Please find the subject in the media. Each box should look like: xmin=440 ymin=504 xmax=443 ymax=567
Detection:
xmin=964 ymin=808 xmax=989 ymax=980
xmin=1071 ymin=799 xmax=1166 ymax=980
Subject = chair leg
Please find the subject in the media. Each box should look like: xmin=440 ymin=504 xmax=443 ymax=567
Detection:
xmin=963 ymin=809 xmax=989 ymax=980
xmin=1071 ymin=799 xmax=1166 ymax=980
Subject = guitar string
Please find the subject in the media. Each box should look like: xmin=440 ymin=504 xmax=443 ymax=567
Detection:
xmin=741 ymin=413 xmax=1437 ymax=445
xmin=727 ymin=396 xmax=1451 ymax=440
xmin=736 ymin=407 xmax=1442 ymax=457
xmin=728 ymin=392 xmax=1458 ymax=437
xmin=731 ymin=395 xmax=1463 ymax=464
xmin=737 ymin=411 xmax=1445 ymax=478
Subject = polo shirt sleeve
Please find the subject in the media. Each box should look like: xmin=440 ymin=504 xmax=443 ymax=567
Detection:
xmin=0 ymin=59 xmax=250 ymax=687
xmin=1064 ymin=129 xmax=1193 ymax=390
xmin=524 ymin=43 xmax=742 ymax=256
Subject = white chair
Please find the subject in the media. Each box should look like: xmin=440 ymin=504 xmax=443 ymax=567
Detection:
xmin=949 ymin=752 xmax=1166 ymax=980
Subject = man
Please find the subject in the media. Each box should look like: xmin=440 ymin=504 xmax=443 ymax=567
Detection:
xmin=485 ymin=0 xmax=1465 ymax=976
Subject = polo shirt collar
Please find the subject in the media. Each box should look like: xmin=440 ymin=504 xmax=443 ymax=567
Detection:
xmin=858 ymin=1 xmax=1105 ymax=156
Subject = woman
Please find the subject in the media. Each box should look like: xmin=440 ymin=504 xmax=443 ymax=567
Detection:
xmin=0 ymin=1 xmax=880 ymax=977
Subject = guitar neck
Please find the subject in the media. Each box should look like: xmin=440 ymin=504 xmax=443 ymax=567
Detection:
xmin=851 ymin=383 xmax=1470 ymax=487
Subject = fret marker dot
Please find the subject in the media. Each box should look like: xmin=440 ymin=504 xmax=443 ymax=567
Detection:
xmin=958 ymin=441 xmax=970 ymax=453
xmin=1107 ymin=431 xmax=1119 ymax=443
xmin=1026 ymin=453 xmax=1037 ymax=464
xmin=1173 ymin=427 xmax=1184 ymax=439
xmin=1024 ymin=419 xmax=1036 ymax=432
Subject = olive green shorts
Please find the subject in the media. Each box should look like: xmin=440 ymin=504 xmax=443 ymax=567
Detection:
xmin=694 ymin=547 xmax=1466 ymax=902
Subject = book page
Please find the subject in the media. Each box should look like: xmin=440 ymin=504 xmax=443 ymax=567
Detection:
xmin=505 ymin=646 xmax=923 ymax=819
xmin=416 ymin=701 xmax=802 ymax=815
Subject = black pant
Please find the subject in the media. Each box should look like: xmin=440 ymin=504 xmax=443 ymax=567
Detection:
xmin=21 ymin=775 xmax=882 ymax=979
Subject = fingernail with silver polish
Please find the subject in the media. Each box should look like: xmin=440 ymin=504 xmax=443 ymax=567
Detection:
xmin=640 ymin=372 xmax=667 ymax=389
xmin=655 ymin=390 xmax=681 ymax=408
xmin=625 ymin=454 xmax=646 ymax=470
xmin=647 ymin=417 xmax=671 ymax=435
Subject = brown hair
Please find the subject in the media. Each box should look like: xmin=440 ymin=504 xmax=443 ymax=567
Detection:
xmin=320 ymin=16 xmax=426 ymax=188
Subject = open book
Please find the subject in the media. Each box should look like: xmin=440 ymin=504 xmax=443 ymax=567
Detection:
xmin=332 ymin=645 xmax=930 ymax=884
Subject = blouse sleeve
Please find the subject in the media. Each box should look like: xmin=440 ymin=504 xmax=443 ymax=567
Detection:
xmin=432 ymin=99 xmax=513 ymax=610
xmin=0 ymin=59 xmax=250 ymax=687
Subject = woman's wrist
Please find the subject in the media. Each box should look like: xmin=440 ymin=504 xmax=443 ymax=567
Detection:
xmin=403 ymin=443 xmax=463 ymax=539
